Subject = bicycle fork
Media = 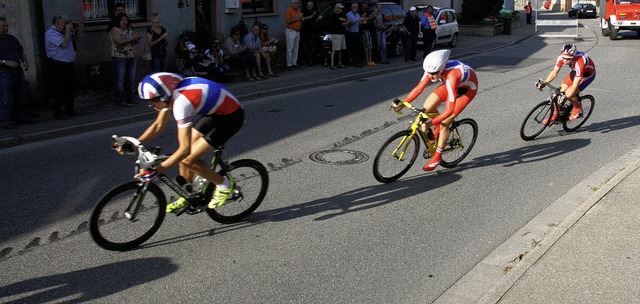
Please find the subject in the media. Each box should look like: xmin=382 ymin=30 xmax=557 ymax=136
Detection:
xmin=124 ymin=182 xmax=150 ymax=222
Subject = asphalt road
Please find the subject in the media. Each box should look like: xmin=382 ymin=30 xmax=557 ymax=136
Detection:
xmin=1 ymin=18 xmax=639 ymax=303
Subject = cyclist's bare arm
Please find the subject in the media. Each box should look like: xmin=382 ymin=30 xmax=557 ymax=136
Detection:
xmin=543 ymin=66 xmax=560 ymax=84
xmin=393 ymin=78 xmax=429 ymax=112
xmin=138 ymin=108 xmax=171 ymax=144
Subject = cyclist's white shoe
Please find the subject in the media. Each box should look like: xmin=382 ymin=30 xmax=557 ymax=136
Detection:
xmin=208 ymin=179 xmax=235 ymax=209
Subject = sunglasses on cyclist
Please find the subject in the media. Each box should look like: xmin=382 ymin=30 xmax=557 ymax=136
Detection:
xmin=561 ymin=57 xmax=573 ymax=61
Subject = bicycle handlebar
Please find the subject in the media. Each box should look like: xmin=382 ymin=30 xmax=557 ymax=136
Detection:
xmin=391 ymin=98 xmax=424 ymax=114
xmin=112 ymin=135 xmax=163 ymax=170
xmin=536 ymin=79 xmax=562 ymax=93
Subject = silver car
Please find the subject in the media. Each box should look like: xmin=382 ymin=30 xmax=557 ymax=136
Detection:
xmin=416 ymin=6 xmax=459 ymax=48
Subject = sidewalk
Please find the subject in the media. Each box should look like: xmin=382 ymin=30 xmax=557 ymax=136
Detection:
xmin=3 ymin=16 xmax=639 ymax=303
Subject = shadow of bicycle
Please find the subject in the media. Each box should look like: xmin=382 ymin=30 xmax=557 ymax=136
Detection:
xmin=583 ymin=115 xmax=640 ymax=134
xmin=456 ymin=138 xmax=591 ymax=170
xmin=0 ymin=258 xmax=177 ymax=303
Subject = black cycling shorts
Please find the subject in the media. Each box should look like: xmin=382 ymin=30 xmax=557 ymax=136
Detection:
xmin=193 ymin=108 xmax=245 ymax=148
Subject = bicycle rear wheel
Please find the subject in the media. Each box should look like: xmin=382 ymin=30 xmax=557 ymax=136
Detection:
xmin=520 ymin=100 xmax=553 ymax=141
xmin=206 ymin=159 xmax=269 ymax=224
xmin=89 ymin=182 xmax=166 ymax=251
xmin=563 ymin=95 xmax=594 ymax=132
xmin=440 ymin=118 xmax=478 ymax=168
xmin=372 ymin=130 xmax=420 ymax=183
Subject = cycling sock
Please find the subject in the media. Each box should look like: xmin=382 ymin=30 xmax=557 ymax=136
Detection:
xmin=218 ymin=176 xmax=231 ymax=191
xmin=435 ymin=147 xmax=443 ymax=154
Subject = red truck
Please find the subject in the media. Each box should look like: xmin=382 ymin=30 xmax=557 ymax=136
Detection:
xmin=600 ymin=0 xmax=640 ymax=40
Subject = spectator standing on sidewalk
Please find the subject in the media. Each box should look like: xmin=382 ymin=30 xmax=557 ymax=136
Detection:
xmin=402 ymin=6 xmax=419 ymax=62
xmin=345 ymin=2 xmax=365 ymax=68
xmin=300 ymin=0 xmax=317 ymax=66
xmin=0 ymin=16 xmax=33 ymax=129
xmin=420 ymin=5 xmax=437 ymax=59
xmin=524 ymin=1 xmax=533 ymax=25
xmin=327 ymin=3 xmax=348 ymax=70
xmin=45 ymin=15 xmax=77 ymax=120
xmin=110 ymin=13 xmax=142 ymax=107
xmin=359 ymin=0 xmax=376 ymax=66
xmin=285 ymin=0 xmax=303 ymax=69
xmin=146 ymin=12 xmax=169 ymax=72
xmin=374 ymin=3 xmax=390 ymax=64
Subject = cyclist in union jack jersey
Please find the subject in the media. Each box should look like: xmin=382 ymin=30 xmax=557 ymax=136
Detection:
xmin=536 ymin=43 xmax=596 ymax=123
xmin=392 ymin=49 xmax=478 ymax=172
xmin=131 ymin=72 xmax=244 ymax=212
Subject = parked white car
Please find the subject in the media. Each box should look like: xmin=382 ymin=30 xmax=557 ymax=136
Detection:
xmin=415 ymin=6 xmax=459 ymax=48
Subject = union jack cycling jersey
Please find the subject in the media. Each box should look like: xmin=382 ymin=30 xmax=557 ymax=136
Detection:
xmin=422 ymin=60 xmax=478 ymax=102
xmin=554 ymin=51 xmax=596 ymax=78
xmin=170 ymin=77 xmax=241 ymax=128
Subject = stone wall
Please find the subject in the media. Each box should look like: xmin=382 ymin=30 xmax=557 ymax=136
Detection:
xmin=459 ymin=24 xmax=503 ymax=36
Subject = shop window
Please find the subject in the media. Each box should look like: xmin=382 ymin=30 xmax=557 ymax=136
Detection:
xmin=242 ymin=0 xmax=274 ymax=15
xmin=81 ymin=0 xmax=147 ymax=24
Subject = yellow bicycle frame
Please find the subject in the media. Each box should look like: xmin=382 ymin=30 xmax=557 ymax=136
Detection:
xmin=392 ymin=100 xmax=440 ymax=161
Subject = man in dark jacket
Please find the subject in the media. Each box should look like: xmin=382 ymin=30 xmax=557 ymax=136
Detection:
xmin=403 ymin=6 xmax=420 ymax=62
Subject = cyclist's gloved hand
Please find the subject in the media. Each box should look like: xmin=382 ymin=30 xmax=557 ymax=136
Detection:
xmin=135 ymin=169 xmax=158 ymax=182
xmin=391 ymin=98 xmax=405 ymax=112
xmin=112 ymin=140 xmax=134 ymax=155
xmin=535 ymin=82 xmax=545 ymax=91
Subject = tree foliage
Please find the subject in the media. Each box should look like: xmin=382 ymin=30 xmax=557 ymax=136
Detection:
xmin=460 ymin=0 xmax=504 ymax=23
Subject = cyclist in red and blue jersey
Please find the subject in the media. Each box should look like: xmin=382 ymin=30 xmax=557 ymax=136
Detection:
xmin=536 ymin=43 xmax=596 ymax=122
xmin=392 ymin=49 xmax=478 ymax=172
xmin=128 ymin=72 xmax=244 ymax=212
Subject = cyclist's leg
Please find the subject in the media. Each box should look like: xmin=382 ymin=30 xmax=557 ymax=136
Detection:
xmin=179 ymin=129 xmax=206 ymax=183
xmin=184 ymin=110 xmax=245 ymax=208
xmin=435 ymin=90 xmax=474 ymax=149
xmin=183 ymin=110 xmax=244 ymax=185
xmin=421 ymin=87 xmax=445 ymax=133
xmin=567 ymin=73 xmax=595 ymax=120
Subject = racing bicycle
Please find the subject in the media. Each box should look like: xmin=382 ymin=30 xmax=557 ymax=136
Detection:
xmin=520 ymin=80 xmax=595 ymax=141
xmin=89 ymin=135 xmax=269 ymax=251
xmin=372 ymin=99 xmax=478 ymax=183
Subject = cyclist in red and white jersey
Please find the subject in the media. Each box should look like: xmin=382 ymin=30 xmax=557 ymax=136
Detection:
xmin=122 ymin=72 xmax=244 ymax=212
xmin=536 ymin=43 xmax=596 ymax=122
xmin=392 ymin=49 xmax=478 ymax=172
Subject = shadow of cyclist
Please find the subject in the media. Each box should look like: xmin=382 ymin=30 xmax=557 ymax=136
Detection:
xmin=584 ymin=115 xmax=640 ymax=134
xmin=249 ymin=170 xmax=463 ymax=222
xmin=139 ymin=171 xmax=462 ymax=249
xmin=0 ymin=258 xmax=177 ymax=303
xmin=454 ymin=138 xmax=591 ymax=171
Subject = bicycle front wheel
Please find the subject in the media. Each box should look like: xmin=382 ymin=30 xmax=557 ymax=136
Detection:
xmin=520 ymin=100 xmax=553 ymax=141
xmin=372 ymin=130 xmax=420 ymax=183
xmin=563 ymin=95 xmax=594 ymax=132
xmin=206 ymin=159 xmax=269 ymax=224
xmin=89 ymin=182 xmax=167 ymax=251
xmin=440 ymin=118 xmax=478 ymax=168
